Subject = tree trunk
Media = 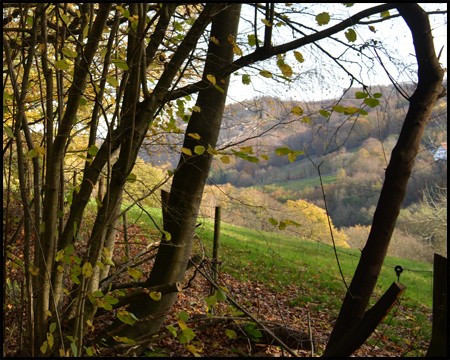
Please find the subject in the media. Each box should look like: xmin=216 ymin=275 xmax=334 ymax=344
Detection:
xmin=324 ymin=4 xmax=445 ymax=357
xmin=101 ymin=4 xmax=242 ymax=355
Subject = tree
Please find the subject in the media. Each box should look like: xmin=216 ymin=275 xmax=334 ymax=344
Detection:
xmin=3 ymin=3 xmax=445 ymax=357
xmin=324 ymin=4 xmax=445 ymax=356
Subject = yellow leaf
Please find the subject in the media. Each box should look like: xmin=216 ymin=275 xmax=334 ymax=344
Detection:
xmin=192 ymin=106 xmax=201 ymax=112
xmin=188 ymin=133 xmax=201 ymax=139
xmin=206 ymin=74 xmax=216 ymax=85
xmin=302 ymin=116 xmax=311 ymax=124
xmin=233 ymin=45 xmax=243 ymax=56
xmin=82 ymin=262 xmax=93 ymax=278
xmin=220 ymin=156 xmax=230 ymax=164
xmin=181 ymin=147 xmax=192 ymax=156
xmin=46 ymin=310 xmax=52 ymax=317
xmin=291 ymin=106 xmax=303 ymax=116
xmin=150 ymin=291 xmax=162 ymax=301
xmin=210 ymin=36 xmax=219 ymax=45
xmin=294 ymin=51 xmax=304 ymax=63
xmin=259 ymin=70 xmax=272 ymax=78
xmin=261 ymin=19 xmax=271 ymax=27
xmin=178 ymin=320 xmax=188 ymax=331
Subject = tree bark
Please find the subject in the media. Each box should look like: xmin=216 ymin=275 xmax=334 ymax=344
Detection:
xmin=101 ymin=4 xmax=242 ymax=355
xmin=324 ymin=4 xmax=445 ymax=356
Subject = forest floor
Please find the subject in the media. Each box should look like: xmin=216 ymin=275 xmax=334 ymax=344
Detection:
xmin=132 ymin=273 xmax=428 ymax=357
xmin=4 ymin=221 xmax=431 ymax=357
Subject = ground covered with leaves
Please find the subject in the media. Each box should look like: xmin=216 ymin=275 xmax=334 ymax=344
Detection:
xmin=4 ymin=219 xmax=431 ymax=357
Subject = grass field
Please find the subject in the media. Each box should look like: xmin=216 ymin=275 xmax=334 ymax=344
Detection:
xmin=124 ymin=202 xmax=434 ymax=355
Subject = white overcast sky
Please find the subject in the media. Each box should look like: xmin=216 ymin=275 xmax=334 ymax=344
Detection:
xmin=226 ymin=3 xmax=447 ymax=104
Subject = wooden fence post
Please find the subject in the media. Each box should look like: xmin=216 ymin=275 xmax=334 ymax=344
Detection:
xmin=210 ymin=206 xmax=221 ymax=297
xmin=426 ymin=254 xmax=447 ymax=357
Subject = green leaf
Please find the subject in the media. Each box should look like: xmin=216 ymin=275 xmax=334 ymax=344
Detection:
xmin=107 ymin=76 xmax=119 ymax=87
xmin=261 ymin=19 xmax=271 ymax=27
xmin=162 ymin=230 xmax=171 ymax=241
xmin=225 ymin=329 xmax=237 ymax=339
xmin=294 ymin=51 xmax=304 ymax=63
xmin=83 ymin=24 xmax=89 ymax=38
xmin=260 ymin=154 xmax=269 ymax=161
xmin=3 ymin=126 xmax=16 ymax=139
xmin=275 ymin=147 xmax=291 ymax=156
xmin=332 ymin=105 xmax=346 ymax=113
xmin=112 ymin=59 xmax=129 ymax=71
xmin=214 ymin=84 xmax=225 ymax=93
xmin=279 ymin=221 xmax=287 ymax=230
xmin=113 ymin=336 xmax=136 ymax=344
xmin=240 ymin=146 xmax=253 ymax=154
xmin=49 ymin=322 xmax=57 ymax=333
xmin=268 ymin=218 xmax=278 ymax=226
xmin=194 ymin=146 xmax=205 ymax=155
xmin=364 ymin=98 xmax=380 ymax=108
xmin=355 ymin=91 xmax=368 ymax=99
xmin=242 ymin=74 xmax=251 ymax=85
xmin=381 ymin=10 xmax=390 ymax=18
xmin=105 ymin=295 xmax=119 ymax=304
xmin=167 ymin=325 xmax=177 ymax=337
xmin=55 ymin=60 xmax=69 ymax=71
xmin=179 ymin=310 xmax=189 ymax=322
xmin=62 ymin=47 xmax=78 ymax=58
xmin=247 ymin=34 xmax=256 ymax=47
xmin=343 ymin=3 xmax=355 ymax=7
xmin=100 ymin=48 xmax=108 ymax=58
xmin=373 ymin=92 xmax=382 ymax=98
xmin=93 ymin=291 xmax=104 ymax=298
xmin=345 ymin=107 xmax=359 ymax=115
xmin=259 ymin=70 xmax=272 ymax=78
xmin=316 ymin=12 xmax=330 ymax=26
xmin=71 ymin=342 xmax=77 ymax=357
xmin=217 ymin=288 xmax=227 ymax=302
xmin=319 ymin=109 xmax=331 ymax=117
xmin=358 ymin=109 xmax=368 ymax=115
xmin=88 ymin=145 xmax=98 ymax=156
xmin=117 ymin=310 xmax=137 ymax=326
xmin=345 ymin=28 xmax=357 ymax=42
xmin=291 ymin=106 xmax=303 ymax=116
xmin=205 ymin=295 xmax=217 ymax=307
xmin=182 ymin=327 xmax=196 ymax=340
xmin=192 ymin=105 xmax=201 ymax=112
xmin=26 ymin=16 xmax=34 ymax=26
xmin=247 ymin=156 xmax=259 ymax=163
xmin=61 ymin=14 xmax=70 ymax=24
xmin=127 ymin=173 xmax=137 ymax=183
xmin=128 ymin=268 xmax=143 ymax=279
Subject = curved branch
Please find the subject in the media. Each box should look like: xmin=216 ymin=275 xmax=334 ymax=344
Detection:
xmin=167 ymin=3 xmax=397 ymax=101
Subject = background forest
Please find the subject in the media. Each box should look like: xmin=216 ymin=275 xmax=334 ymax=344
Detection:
xmin=131 ymin=81 xmax=448 ymax=263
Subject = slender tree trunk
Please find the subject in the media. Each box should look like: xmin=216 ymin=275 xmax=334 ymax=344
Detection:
xmin=101 ymin=4 xmax=242 ymax=355
xmin=324 ymin=4 xmax=445 ymax=356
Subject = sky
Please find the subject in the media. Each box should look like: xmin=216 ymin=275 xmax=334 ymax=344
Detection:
xmin=226 ymin=3 xmax=447 ymax=105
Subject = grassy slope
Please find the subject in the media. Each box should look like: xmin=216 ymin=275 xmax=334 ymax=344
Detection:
xmin=126 ymin=203 xmax=433 ymax=309
xmin=125 ymin=203 xmax=433 ymax=353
